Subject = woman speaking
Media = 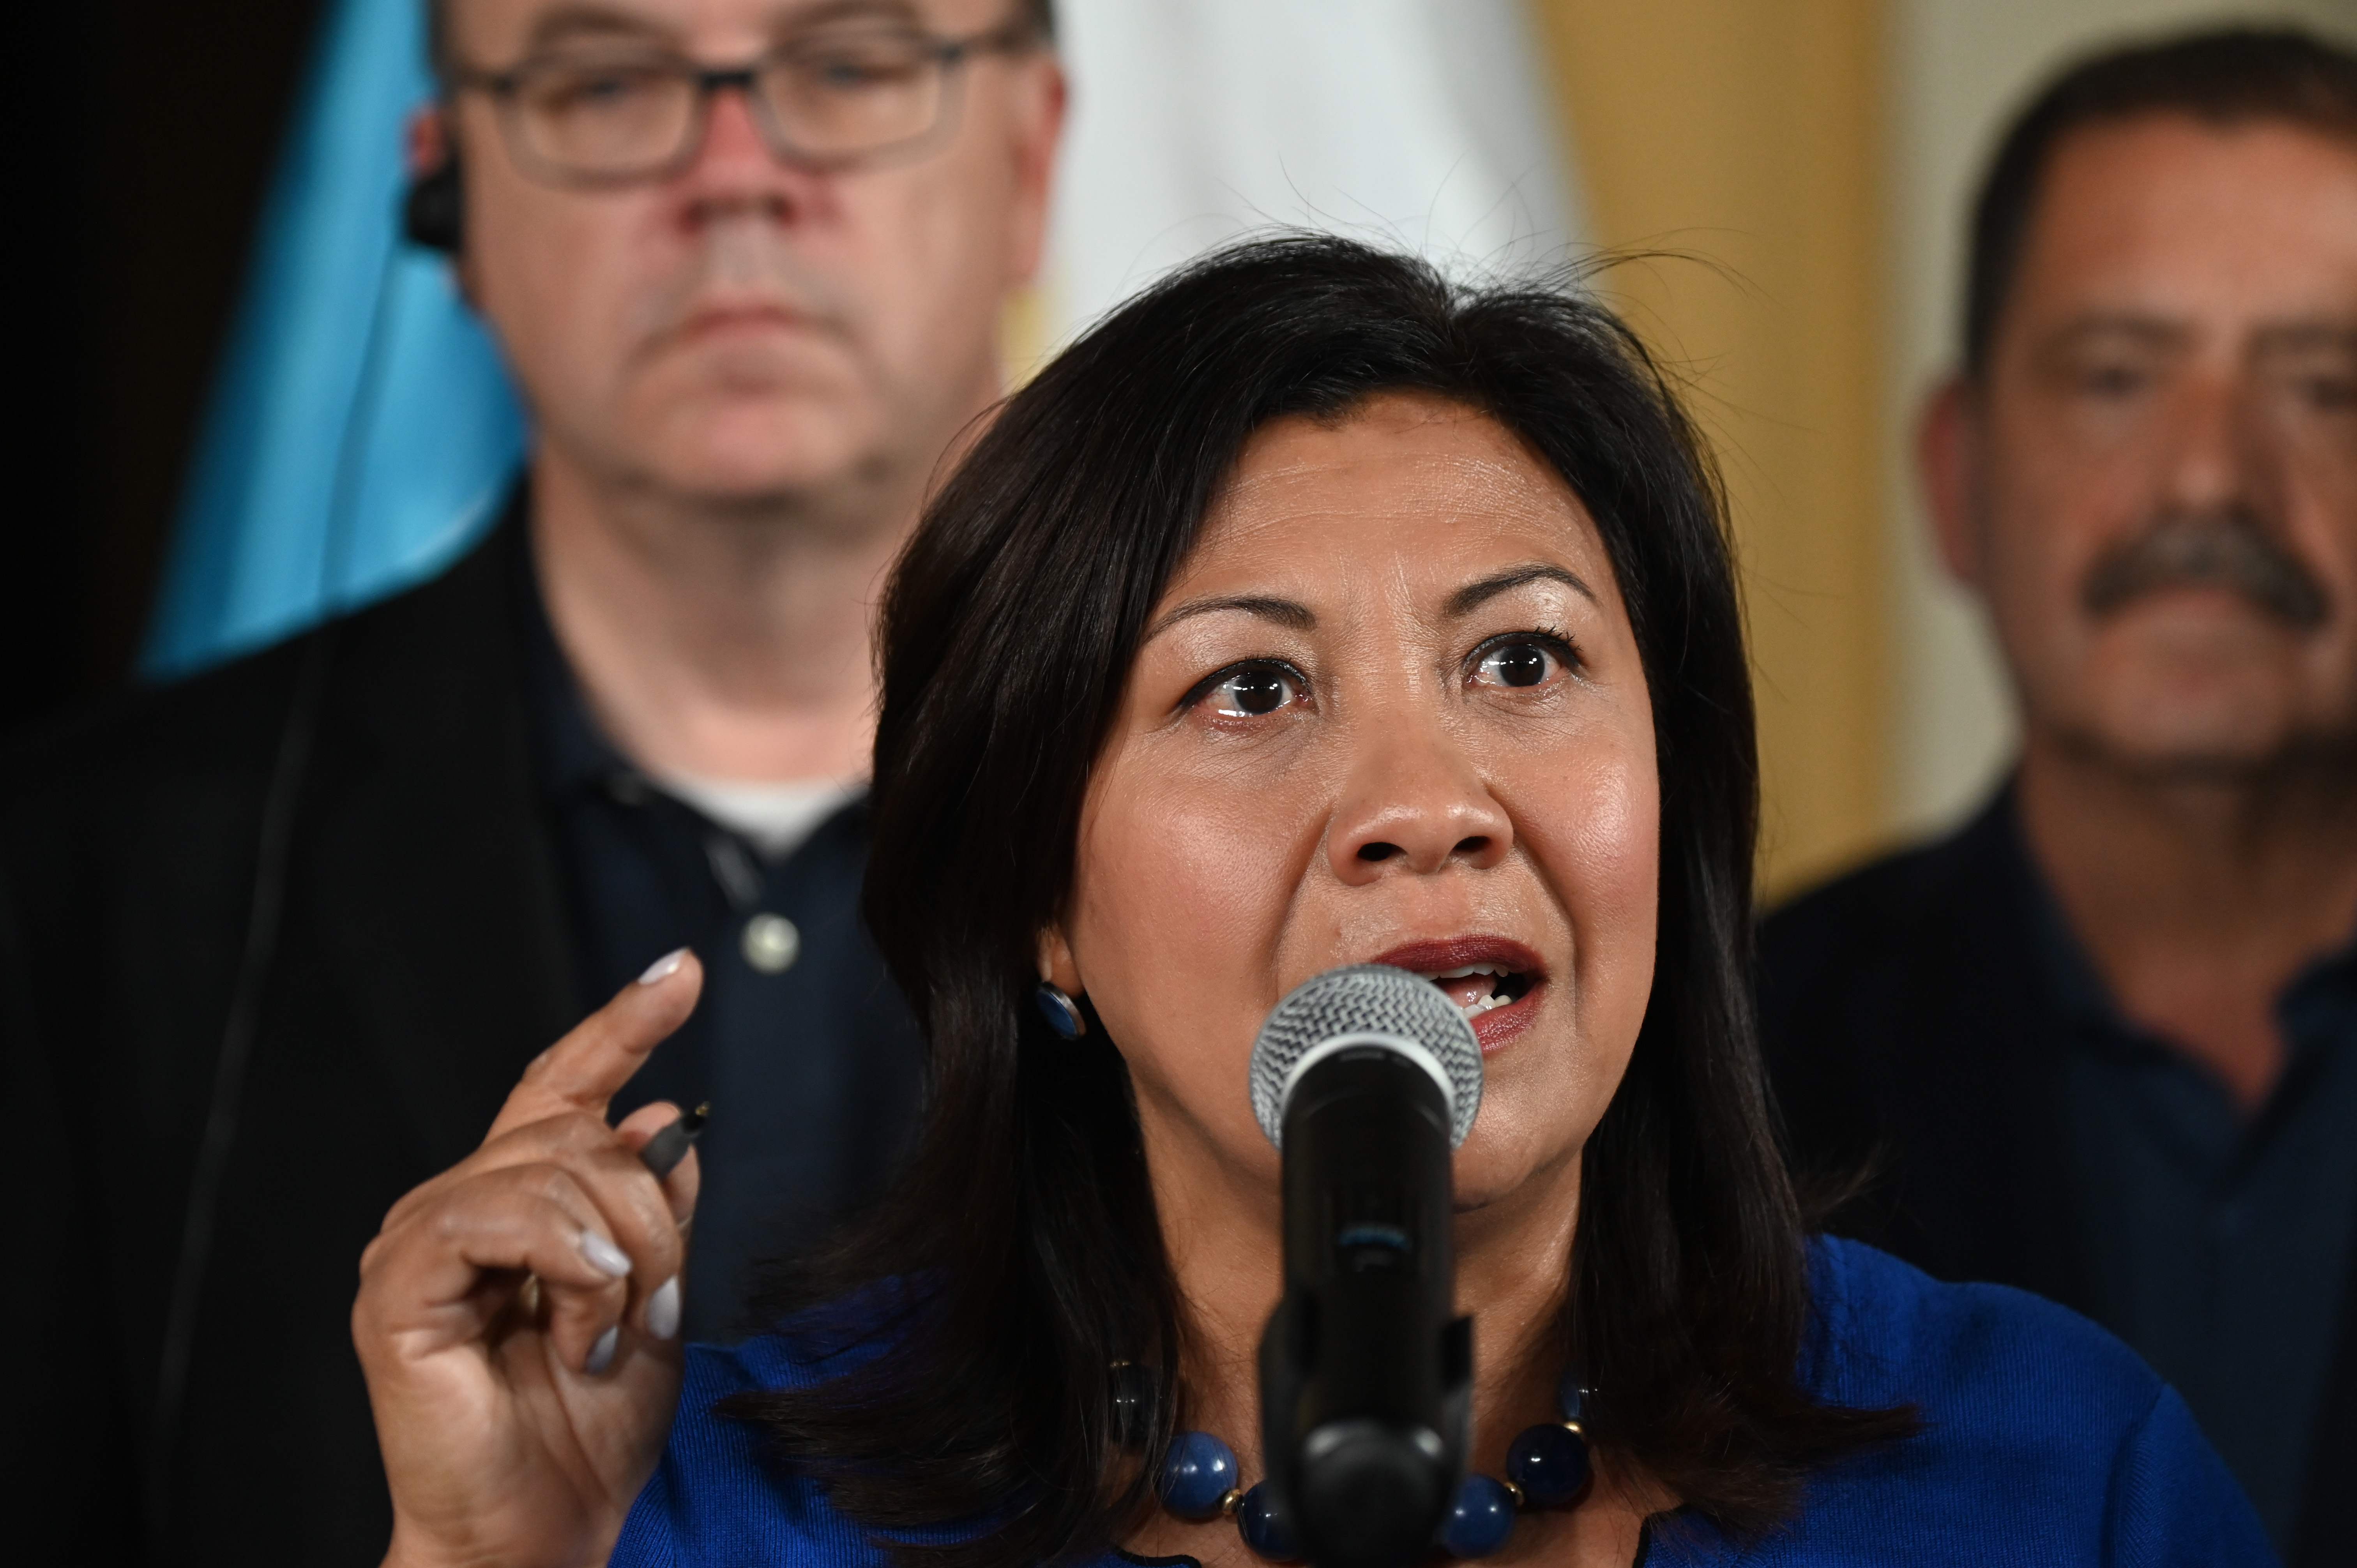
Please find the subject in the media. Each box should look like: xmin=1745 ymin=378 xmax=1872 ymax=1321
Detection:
xmin=352 ymin=238 xmax=2268 ymax=1567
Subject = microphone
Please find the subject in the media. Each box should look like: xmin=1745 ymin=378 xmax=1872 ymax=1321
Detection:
xmin=1250 ymin=964 xmax=1483 ymax=1568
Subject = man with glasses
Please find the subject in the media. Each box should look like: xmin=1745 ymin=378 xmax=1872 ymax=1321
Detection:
xmin=0 ymin=2 xmax=1062 ymax=1563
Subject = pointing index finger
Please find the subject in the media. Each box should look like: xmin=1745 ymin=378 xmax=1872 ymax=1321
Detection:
xmin=487 ymin=949 xmax=704 ymax=1142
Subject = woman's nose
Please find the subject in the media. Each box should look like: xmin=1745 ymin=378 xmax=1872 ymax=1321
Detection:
xmin=1326 ymin=724 xmax=1513 ymax=883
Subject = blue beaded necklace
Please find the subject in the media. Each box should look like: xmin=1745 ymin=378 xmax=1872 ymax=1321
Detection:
xmin=1116 ymin=1363 xmax=1592 ymax=1561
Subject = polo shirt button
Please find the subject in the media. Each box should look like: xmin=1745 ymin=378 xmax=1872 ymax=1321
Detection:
xmin=742 ymin=913 xmax=800 ymax=974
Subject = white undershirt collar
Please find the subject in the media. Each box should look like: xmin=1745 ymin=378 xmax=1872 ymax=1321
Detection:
xmin=655 ymin=772 xmax=864 ymax=862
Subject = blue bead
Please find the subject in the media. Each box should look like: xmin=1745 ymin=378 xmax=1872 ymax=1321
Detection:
xmin=1438 ymin=1473 xmax=1518 ymax=1558
xmin=1556 ymin=1370 xmax=1588 ymax=1424
xmin=1505 ymin=1421 xmax=1591 ymax=1508
xmin=1234 ymin=1481 xmax=1300 ymax=1560
xmin=1157 ymin=1430 xmax=1239 ymax=1520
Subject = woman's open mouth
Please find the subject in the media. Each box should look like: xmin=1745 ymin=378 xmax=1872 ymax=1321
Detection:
xmin=1369 ymin=938 xmax=1547 ymax=1052
xmin=1424 ymin=962 xmax=1535 ymax=1017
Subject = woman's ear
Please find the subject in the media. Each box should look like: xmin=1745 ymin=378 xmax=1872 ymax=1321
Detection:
xmin=1036 ymin=926 xmax=1083 ymax=996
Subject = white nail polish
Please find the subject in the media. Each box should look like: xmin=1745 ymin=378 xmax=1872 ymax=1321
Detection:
xmin=585 ymin=1323 xmax=619 ymax=1376
xmin=647 ymin=1276 xmax=682 ymax=1341
xmin=638 ymin=948 xmax=688 ymax=985
xmin=581 ymin=1231 xmax=632 ymax=1278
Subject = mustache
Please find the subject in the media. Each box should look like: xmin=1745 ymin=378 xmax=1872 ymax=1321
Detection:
xmin=2080 ymin=507 xmax=2330 ymax=629
xmin=624 ymin=213 xmax=854 ymax=345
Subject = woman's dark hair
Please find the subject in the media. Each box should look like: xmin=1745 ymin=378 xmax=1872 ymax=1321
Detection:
xmin=725 ymin=235 xmax=1911 ymax=1563
xmin=1965 ymin=26 xmax=2357 ymax=374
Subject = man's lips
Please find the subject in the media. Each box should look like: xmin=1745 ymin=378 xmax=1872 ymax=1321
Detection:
xmin=675 ymin=302 xmax=811 ymax=342
xmin=1368 ymin=936 xmax=1548 ymax=1051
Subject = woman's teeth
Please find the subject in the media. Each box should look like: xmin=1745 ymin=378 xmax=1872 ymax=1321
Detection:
xmin=1421 ymin=962 xmax=1521 ymax=1019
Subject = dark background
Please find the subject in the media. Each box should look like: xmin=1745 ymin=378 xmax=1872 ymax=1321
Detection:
xmin=10 ymin=0 xmax=327 ymax=735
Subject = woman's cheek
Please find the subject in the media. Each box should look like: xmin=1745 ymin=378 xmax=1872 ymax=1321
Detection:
xmin=1071 ymin=750 xmax=1307 ymax=1090
xmin=1585 ymin=757 xmax=1663 ymax=1059
xmin=1531 ymin=723 xmax=1659 ymax=1059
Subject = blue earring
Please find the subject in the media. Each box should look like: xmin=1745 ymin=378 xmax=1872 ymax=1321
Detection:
xmin=1035 ymin=982 xmax=1088 ymax=1039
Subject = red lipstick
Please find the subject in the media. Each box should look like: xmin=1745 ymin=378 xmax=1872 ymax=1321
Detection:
xmin=1368 ymin=936 xmax=1547 ymax=1054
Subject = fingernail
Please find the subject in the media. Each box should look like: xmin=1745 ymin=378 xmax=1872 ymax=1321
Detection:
xmin=585 ymin=1323 xmax=619 ymax=1376
xmin=638 ymin=948 xmax=688 ymax=985
xmin=581 ymin=1231 xmax=632 ymax=1278
xmin=647 ymin=1276 xmax=682 ymax=1341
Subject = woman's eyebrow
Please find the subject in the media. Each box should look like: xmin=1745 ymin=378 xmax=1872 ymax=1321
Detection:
xmin=1444 ymin=563 xmax=1597 ymax=616
xmin=1146 ymin=594 xmax=1316 ymax=641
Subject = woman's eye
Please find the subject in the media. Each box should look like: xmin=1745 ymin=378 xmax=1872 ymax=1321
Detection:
xmin=1201 ymin=663 xmax=1303 ymax=718
xmin=1471 ymin=637 xmax=1569 ymax=690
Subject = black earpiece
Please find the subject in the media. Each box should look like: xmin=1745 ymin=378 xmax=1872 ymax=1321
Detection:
xmin=402 ymin=155 xmax=464 ymax=253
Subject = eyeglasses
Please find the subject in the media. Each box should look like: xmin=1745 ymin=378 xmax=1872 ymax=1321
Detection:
xmin=449 ymin=18 xmax=1041 ymax=188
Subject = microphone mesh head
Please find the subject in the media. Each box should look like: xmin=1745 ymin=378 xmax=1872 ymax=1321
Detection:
xmin=1249 ymin=964 xmax=1483 ymax=1149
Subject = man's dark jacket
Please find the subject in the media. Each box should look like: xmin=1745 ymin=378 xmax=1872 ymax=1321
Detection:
xmin=1758 ymin=797 xmax=2355 ymax=1567
xmin=0 ymin=528 xmax=899 ymax=1564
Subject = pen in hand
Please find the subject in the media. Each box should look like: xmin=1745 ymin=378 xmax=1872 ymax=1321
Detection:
xmin=639 ymin=1102 xmax=708 ymax=1180
xmin=509 ymin=1102 xmax=705 ymax=1343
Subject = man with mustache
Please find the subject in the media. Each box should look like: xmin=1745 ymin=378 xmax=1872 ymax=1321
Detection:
xmin=1759 ymin=29 xmax=2357 ymax=1564
xmin=0 ymin=1 xmax=1062 ymax=1563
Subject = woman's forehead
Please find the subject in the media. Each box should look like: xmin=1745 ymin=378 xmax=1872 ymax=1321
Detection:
xmin=1181 ymin=394 xmax=1612 ymax=594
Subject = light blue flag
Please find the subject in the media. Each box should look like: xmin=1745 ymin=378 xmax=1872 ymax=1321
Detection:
xmin=144 ymin=0 xmax=528 ymax=680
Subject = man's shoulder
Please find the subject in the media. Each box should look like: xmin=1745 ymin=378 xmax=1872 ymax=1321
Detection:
xmin=2 ymin=527 xmax=512 ymax=816
xmin=1759 ymin=798 xmax=2013 ymax=991
xmin=11 ymin=636 xmax=293 ymax=812
xmin=1752 ymin=796 xmax=2041 ymax=1079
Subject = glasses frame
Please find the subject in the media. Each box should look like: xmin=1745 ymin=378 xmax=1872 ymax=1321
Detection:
xmin=447 ymin=16 xmax=1042 ymax=190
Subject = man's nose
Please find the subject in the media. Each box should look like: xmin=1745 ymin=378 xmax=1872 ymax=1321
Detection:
xmin=675 ymin=83 xmax=824 ymax=221
xmin=1326 ymin=719 xmax=1512 ymax=884
xmin=2158 ymin=370 xmax=2269 ymax=513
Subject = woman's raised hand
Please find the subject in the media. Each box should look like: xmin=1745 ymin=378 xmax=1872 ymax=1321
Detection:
xmin=353 ymin=950 xmax=705 ymax=1568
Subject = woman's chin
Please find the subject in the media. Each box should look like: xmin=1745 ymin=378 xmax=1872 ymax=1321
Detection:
xmin=1449 ymin=1165 xmax=1566 ymax=1224
xmin=1449 ymin=1131 xmax=1587 ymax=1220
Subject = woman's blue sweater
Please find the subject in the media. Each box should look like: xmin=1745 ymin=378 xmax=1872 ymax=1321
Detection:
xmin=613 ymin=1237 xmax=2274 ymax=1565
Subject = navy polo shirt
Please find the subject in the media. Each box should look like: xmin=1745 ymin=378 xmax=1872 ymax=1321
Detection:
xmin=510 ymin=531 xmax=926 ymax=1342
xmin=2022 ymin=841 xmax=2357 ymax=1543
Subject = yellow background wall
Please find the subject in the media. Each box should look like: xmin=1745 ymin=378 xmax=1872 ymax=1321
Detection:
xmin=1534 ymin=0 xmax=1892 ymax=899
